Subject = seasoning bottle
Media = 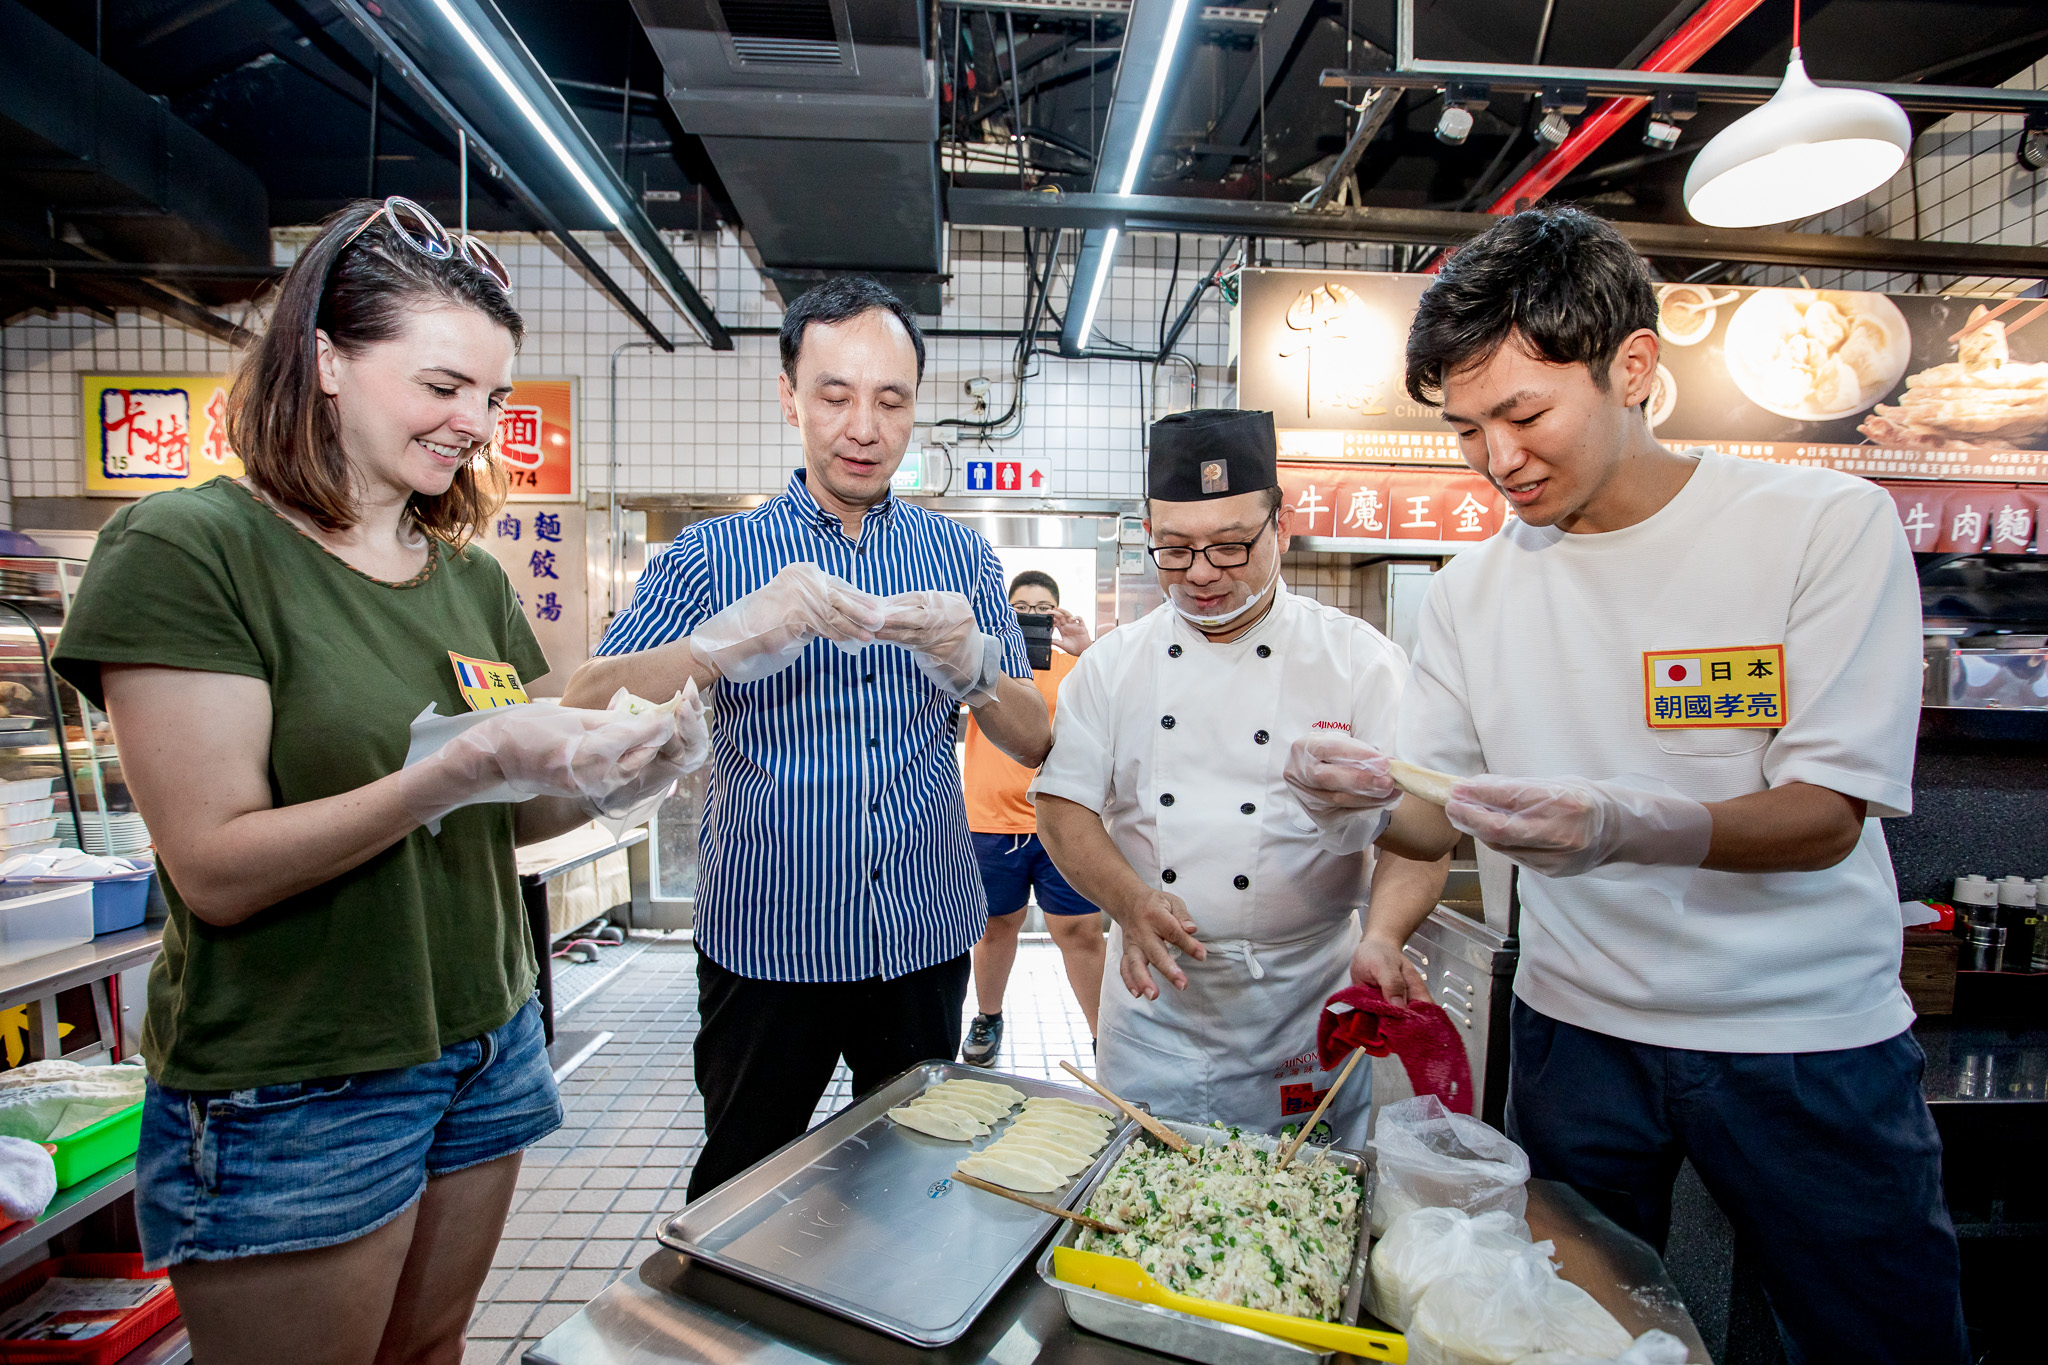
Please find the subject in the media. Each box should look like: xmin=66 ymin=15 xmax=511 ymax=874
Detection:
xmin=2035 ymin=877 xmax=2048 ymax=972
xmin=1960 ymin=921 xmax=2006 ymax=973
xmin=1996 ymin=878 xmax=2038 ymax=973
xmin=1952 ymin=876 xmax=1998 ymax=936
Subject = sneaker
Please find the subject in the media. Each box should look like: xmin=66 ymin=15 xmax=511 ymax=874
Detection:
xmin=961 ymin=1013 xmax=1003 ymax=1067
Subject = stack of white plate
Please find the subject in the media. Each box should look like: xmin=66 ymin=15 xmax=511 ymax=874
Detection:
xmin=76 ymin=811 xmax=151 ymax=857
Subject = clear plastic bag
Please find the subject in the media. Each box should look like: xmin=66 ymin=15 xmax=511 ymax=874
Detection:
xmin=1369 ymin=1094 xmax=1531 ymax=1235
xmin=1368 ymin=1206 xmax=1542 ymax=1332
xmin=1516 ymin=1328 xmax=1695 ymax=1365
xmin=1411 ymin=1250 xmax=1635 ymax=1365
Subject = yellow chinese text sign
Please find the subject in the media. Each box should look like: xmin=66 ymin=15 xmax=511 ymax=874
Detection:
xmin=1643 ymin=645 xmax=1786 ymax=729
xmin=448 ymin=652 xmax=530 ymax=711
xmin=82 ymin=374 xmax=245 ymax=495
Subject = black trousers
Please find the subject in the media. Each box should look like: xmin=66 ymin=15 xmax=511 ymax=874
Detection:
xmin=686 ymin=950 xmax=971 ymax=1202
xmin=1506 ymin=999 xmax=1967 ymax=1365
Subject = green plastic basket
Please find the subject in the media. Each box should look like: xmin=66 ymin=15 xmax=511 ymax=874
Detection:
xmin=41 ymin=1099 xmax=143 ymax=1188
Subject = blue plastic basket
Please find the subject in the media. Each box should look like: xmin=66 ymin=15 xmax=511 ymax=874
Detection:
xmin=89 ymin=872 xmax=152 ymax=935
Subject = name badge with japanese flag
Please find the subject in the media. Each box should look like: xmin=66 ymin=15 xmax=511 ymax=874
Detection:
xmin=1643 ymin=645 xmax=1786 ymax=729
xmin=448 ymin=651 xmax=529 ymax=711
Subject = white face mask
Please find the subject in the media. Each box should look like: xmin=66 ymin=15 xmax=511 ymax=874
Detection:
xmin=1167 ymin=559 xmax=1280 ymax=631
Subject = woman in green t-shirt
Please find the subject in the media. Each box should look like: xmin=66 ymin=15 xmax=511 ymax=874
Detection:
xmin=54 ymin=198 xmax=706 ymax=1365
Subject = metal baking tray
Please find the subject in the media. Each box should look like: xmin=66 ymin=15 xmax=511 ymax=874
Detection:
xmin=657 ymin=1060 xmax=1130 ymax=1347
xmin=1036 ymin=1118 xmax=1380 ymax=1365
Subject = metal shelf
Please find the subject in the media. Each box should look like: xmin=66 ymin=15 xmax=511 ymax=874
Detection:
xmin=0 ymin=1158 xmax=135 ymax=1276
xmin=0 ymin=925 xmax=163 ymax=1014
xmin=121 ymin=1321 xmax=190 ymax=1365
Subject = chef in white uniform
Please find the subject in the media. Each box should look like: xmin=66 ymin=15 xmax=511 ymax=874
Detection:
xmin=1033 ymin=410 xmax=1449 ymax=1147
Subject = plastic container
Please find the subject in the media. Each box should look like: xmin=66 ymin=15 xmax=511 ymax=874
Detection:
xmin=0 ymin=778 xmax=53 ymax=805
xmin=0 ymin=1252 xmax=178 ymax=1364
xmin=42 ymin=1100 xmax=144 ymax=1188
xmin=0 ymin=819 xmax=59 ymax=850
xmin=84 ymin=872 xmax=151 ymax=936
xmin=0 ymin=884 xmax=92 ymax=967
xmin=0 ymin=798 xmax=54 ymax=824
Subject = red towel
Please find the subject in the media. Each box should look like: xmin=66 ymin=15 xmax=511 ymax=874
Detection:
xmin=1318 ymin=984 xmax=1475 ymax=1115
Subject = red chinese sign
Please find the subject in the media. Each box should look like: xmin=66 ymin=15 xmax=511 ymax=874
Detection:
xmin=1279 ymin=463 xmax=1509 ymax=544
xmin=1882 ymin=482 xmax=2041 ymax=554
xmin=83 ymin=374 xmax=243 ymax=495
xmin=499 ymin=378 xmax=575 ymax=500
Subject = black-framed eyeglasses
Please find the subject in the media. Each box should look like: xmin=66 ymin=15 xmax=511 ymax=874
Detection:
xmin=332 ymin=196 xmax=513 ymax=295
xmin=1146 ymin=514 xmax=1275 ymax=571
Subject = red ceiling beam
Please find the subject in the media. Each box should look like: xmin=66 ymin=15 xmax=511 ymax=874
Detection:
xmin=1484 ymin=0 xmax=1770 ymax=214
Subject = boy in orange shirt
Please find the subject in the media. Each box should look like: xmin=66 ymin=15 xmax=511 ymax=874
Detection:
xmin=960 ymin=571 xmax=1102 ymax=1066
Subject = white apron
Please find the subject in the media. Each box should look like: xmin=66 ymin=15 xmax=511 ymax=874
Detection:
xmin=1051 ymin=589 xmax=1407 ymax=1150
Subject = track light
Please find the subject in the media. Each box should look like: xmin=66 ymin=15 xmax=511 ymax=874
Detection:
xmin=1436 ymin=107 xmax=1475 ymax=145
xmin=1644 ymin=91 xmax=1697 ymax=151
xmin=1536 ymin=112 xmax=1571 ymax=146
xmin=2020 ymin=111 xmax=2048 ymax=173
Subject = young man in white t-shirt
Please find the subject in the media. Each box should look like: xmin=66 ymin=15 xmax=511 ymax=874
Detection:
xmin=1284 ymin=207 xmax=1964 ymax=1361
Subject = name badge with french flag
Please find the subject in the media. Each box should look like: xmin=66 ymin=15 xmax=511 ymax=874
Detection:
xmin=449 ymin=651 xmax=529 ymax=711
xmin=1643 ymin=644 xmax=1786 ymax=729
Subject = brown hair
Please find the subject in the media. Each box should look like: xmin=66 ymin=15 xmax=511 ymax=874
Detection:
xmin=227 ymin=199 xmax=525 ymax=548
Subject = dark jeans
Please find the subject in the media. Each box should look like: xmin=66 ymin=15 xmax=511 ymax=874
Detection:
xmin=1507 ymin=999 xmax=1967 ymax=1365
xmin=686 ymin=950 xmax=972 ymax=1202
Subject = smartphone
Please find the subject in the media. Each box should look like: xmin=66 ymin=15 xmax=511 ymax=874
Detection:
xmin=1015 ymin=612 xmax=1055 ymax=672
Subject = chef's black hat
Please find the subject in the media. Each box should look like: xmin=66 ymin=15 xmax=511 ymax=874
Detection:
xmin=1147 ymin=409 xmax=1278 ymax=502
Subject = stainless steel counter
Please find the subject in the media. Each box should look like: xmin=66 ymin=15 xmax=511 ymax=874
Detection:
xmin=525 ymin=1179 xmax=1709 ymax=1364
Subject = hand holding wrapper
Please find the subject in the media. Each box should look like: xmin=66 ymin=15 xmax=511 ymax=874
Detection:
xmin=874 ymin=590 xmax=1004 ymax=704
xmin=1283 ymin=734 xmax=1399 ymax=853
xmin=687 ymin=561 xmax=887 ymax=683
xmin=1445 ymin=774 xmax=1712 ymax=878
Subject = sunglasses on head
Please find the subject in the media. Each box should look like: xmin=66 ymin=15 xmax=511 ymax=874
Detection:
xmin=332 ymin=196 xmax=513 ymax=295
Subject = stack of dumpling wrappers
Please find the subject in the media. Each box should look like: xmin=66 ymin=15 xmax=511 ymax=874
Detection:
xmin=887 ymin=1082 xmax=1115 ymax=1194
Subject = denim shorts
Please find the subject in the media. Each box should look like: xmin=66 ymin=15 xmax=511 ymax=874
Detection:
xmin=137 ymin=995 xmax=562 ymax=1269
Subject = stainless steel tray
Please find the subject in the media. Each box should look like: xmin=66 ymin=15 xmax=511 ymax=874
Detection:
xmin=1035 ymin=1119 xmax=1379 ymax=1365
xmin=658 ymin=1060 xmax=1131 ymax=1347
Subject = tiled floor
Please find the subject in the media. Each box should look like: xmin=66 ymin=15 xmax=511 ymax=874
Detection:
xmin=462 ymin=936 xmax=1097 ymax=1364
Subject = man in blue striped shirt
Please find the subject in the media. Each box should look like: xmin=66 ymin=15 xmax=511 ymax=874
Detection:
xmin=564 ymin=278 xmax=1049 ymax=1198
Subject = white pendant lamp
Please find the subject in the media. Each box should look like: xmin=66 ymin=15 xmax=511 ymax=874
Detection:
xmin=1683 ymin=4 xmax=1910 ymax=227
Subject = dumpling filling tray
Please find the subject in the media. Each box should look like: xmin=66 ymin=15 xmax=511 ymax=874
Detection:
xmin=657 ymin=1060 xmax=1130 ymax=1346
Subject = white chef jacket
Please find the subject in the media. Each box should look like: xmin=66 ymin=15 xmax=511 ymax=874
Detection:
xmin=1031 ymin=585 xmax=1408 ymax=1141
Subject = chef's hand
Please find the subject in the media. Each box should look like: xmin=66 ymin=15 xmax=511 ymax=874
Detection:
xmin=1115 ymin=887 xmax=1206 ymax=999
xmin=876 ymin=591 xmax=1003 ymax=704
xmin=1350 ymin=935 xmax=1428 ymax=1008
xmin=1051 ymin=607 xmax=1093 ymax=656
xmin=1284 ymin=734 xmax=1402 ymax=813
xmin=688 ymin=562 xmax=886 ymax=684
xmin=1446 ymin=774 xmax=1713 ymax=877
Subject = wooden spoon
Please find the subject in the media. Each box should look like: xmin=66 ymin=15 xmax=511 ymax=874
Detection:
xmin=951 ymin=1171 xmax=1127 ymax=1235
xmin=1058 ymin=1060 xmax=1196 ymax=1159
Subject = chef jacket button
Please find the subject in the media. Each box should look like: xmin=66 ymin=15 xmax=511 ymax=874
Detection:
xmin=1253 ymin=729 xmax=1269 ymax=745
xmin=1241 ymin=802 xmax=1256 ymax=815
xmin=1233 ymin=875 xmax=1250 ymax=890
xmin=1256 ymin=645 xmax=1271 ymax=658
xmin=1160 ymin=793 xmax=1175 ymax=806
xmin=1162 ymin=869 xmax=1177 ymax=884
xmin=1161 ymin=715 xmax=1176 ymax=730
xmin=1168 ymin=644 xmax=1182 ymax=658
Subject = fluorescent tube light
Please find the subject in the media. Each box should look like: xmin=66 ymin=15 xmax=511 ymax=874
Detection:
xmin=1117 ymin=0 xmax=1194 ymax=194
xmin=428 ymin=0 xmax=623 ymax=229
xmin=1076 ymin=227 xmax=1121 ymax=350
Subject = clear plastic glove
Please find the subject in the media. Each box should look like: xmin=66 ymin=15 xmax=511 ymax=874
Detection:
xmin=397 ymin=704 xmax=679 ymax=829
xmin=687 ymin=562 xmax=886 ymax=684
xmin=1284 ymin=734 xmax=1402 ymax=814
xmin=588 ymin=680 xmax=712 ymax=818
xmin=1445 ymin=774 xmax=1714 ymax=878
xmin=875 ymin=590 xmax=1003 ymax=704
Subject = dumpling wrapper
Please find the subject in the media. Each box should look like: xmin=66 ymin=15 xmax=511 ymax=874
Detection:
xmin=1008 ymin=1116 xmax=1108 ymax=1143
xmin=608 ymin=688 xmax=688 ymax=718
xmin=889 ymin=1105 xmax=980 ymax=1141
xmin=1389 ymin=759 xmax=1461 ymax=807
xmin=1021 ymin=1097 xmax=1110 ymax=1122
xmin=985 ymin=1136 xmax=1094 ymax=1175
xmin=957 ymin=1151 xmax=1065 ymax=1194
xmin=927 ymin=1084 xmax=1015 ymax=1116
xmin=902 ymin=1100 xmax=991 ymax=1134
xmin=914 ymin=1088 xmax=1011 ymax=1122
xmin=940 ymin=1078 xmax=1026 ymax=1105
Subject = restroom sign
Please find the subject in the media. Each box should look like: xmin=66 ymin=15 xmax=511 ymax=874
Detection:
xmin=964 ymin=458 xmax=1053 ymax=496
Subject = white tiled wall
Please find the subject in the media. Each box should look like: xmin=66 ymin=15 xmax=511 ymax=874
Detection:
xmin=4 ymin=59 xmax=2041 ymax=531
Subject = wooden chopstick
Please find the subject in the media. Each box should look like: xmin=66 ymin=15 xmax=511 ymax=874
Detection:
xmin=1274 ymin=1050 xmax=1364 ymax=1170
xmin=951 ymin=1171 xmax=1128 ymax=1235
xmin=2003 ymin=299 xmax=2048 ymax=340
xmin=1059 ymin=1060 xmax=1196 ymax=1158
xmin=1950 ymin=295 xmax=2030 ymax=344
